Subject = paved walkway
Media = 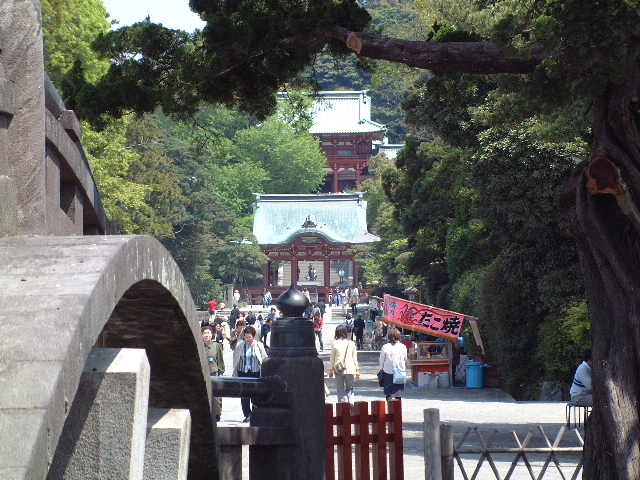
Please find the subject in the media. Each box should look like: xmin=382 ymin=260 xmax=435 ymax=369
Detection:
xmin=218 ymin=305 xmax=583 ymax=479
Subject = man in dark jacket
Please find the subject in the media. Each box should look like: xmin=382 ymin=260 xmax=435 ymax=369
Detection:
xmin=229 ymin=305 xmax=240 ymax=329
xmin=202 ymin=326 xmax=225 ymax=420
xmin=353 ymin=316 xmax=365 ymax=349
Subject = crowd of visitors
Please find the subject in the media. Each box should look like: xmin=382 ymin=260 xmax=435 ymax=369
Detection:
xmin=200 ymin=290 xmax=405 ymax=422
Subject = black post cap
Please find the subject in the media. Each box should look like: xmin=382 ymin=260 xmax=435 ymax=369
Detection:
xmin=276 ymin=285 xmax=309 ymax=317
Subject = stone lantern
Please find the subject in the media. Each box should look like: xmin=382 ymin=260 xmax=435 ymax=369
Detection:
xmin=251 ymin=285 xmax=325 ymax=480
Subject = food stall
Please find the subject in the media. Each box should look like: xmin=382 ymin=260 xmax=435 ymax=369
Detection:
xmin=408 ymin=341 xmax=453 ymax=383
xmin=383 ymin=294 xmax=485 ymax=387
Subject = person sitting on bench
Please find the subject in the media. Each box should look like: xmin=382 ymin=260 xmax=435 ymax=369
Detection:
xmin=570 ymin=349 xmax=593 ymax=406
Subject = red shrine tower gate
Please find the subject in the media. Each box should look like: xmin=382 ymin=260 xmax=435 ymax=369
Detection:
xmin=252 ymin=193 xmax=380 ymax=301
xmin=280 ymin=91 xmax=387 ymax=193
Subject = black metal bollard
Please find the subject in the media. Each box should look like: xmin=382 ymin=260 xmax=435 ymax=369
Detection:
xmin=250 ymin=286 xmax=326 ymax=480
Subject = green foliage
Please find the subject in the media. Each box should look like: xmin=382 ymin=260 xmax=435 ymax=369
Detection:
xmin=82 ymin=116 xmax=151 ymax=234
xmin=378 ymin=7 xmax=592 ymax=396
xmin=78 ymin=96 xmax=324 ymax=306
xmin=536 ymin=300 xmax=591 ymax=384
xmin=70 ymin=0 xmax=371 ymax=123
xmin=42 ymin=0 xmax=110 ymax=86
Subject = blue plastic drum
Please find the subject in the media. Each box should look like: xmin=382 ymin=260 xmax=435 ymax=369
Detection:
xmin=465 ymin=361 xmax=485 ymax=388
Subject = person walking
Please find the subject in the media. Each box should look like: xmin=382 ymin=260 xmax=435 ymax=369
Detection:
xmin=342 ymin=287 xmax=350 ymax=313
xmin=328 ymin=324 xmax=360 ymax=404
xmin=350 ymin=286 xmax=359 ymax=316
xmin=334 ymin=287 xmax=341 ymax=307
xmin=229 ymin=318 xmax=247 ymax=350
xmin=354 ymin=315 xmax=365 ymax=350
xmin=233 ymin=326 xmax=268 ymax=422
xmin=378 ymin=328 xmax=408 ymax=401
xmin=202 ymin=326 xmax=225 ymax=420
xmin=208 ymin=298 xmax=218 ymax=320
xmin=261 ymin=317 xmax=272 ymax=352
xmin=218 ymin=316 xmax=231 ymax=350
xmin=233 ymin=289 xmax=241 ymax=305
xmin=229 ymin=304 xmax=240 ymax=328
xmin=262 ymin=289 xmax=272 ymax=307
xmin=313 ymin=311 xmax=324 ymax=351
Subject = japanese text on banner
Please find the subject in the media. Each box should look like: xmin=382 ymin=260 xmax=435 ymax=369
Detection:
xmin=383 ymin=294 xmax=465 ymax=340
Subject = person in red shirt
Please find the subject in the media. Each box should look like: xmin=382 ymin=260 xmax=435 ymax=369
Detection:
xmin=313 ymin=311 xmax=324 ymax=351
xmin=208 ymin=299 xmax=218 ymax=319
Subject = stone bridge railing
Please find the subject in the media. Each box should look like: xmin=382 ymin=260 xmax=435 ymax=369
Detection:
xmin=0 ymin=2 xmax=218 ymax=479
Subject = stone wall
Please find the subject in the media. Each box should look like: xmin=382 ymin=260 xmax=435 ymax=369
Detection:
xmin=0 ymin=1 xmax=107 ymax=237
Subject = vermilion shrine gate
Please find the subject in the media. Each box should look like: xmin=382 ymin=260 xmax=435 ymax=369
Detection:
xmin=280 ymin=90 xmax=387 ymax=193
xmin=252 ymin=193 xmax=379 ymax=301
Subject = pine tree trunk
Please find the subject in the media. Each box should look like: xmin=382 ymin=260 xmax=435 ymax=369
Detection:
xmin=569 ymin=71 xmax=640 ymax=479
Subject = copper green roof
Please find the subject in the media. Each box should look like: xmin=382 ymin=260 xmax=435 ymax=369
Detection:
xmin=253 ymin=193 xmax=380 ymax=246
xmin=278 ymin=91 xmax=387 ymax=135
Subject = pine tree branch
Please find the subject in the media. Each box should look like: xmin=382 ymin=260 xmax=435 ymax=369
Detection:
xmin=323 ymin=27 xmax=543 ymax=75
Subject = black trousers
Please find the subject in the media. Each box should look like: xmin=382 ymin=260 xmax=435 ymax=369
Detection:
xmin=238 ymin=371 xmax=260 ymax=417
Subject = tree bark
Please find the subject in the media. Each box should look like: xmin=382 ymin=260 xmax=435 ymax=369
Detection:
xmin=324 ymin=27 xmax=542 ymax=74
xmin=567 ymin=69 xmax=640 ymax=479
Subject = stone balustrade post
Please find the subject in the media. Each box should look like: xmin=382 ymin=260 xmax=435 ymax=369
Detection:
xmin=0 ymin=60 xmax=17 ymax=236
xmin=0 ymin=0 xmax=47 ymax=234
xmin=48 ymin=348 xmax=150 ymax=480
xmin=250 ymin=286 xmax=325 ymax=480
xmin=144 ymin=409 xmax=191 ymax=480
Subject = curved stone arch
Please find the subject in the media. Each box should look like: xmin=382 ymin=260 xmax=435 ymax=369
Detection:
xmin=0 ymin=235 xmax=216 ymax=479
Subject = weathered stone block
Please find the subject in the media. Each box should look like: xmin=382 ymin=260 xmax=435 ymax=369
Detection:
xmin=48 ymin=348 xmax=150 ymax=480
xmin=0 ymin=176 xmax=18 ymax=235
xmin=61 ymin=109 xmax=81 ymax=141
xmin=0 ymin=77 xmax=16 ymax=117
xmin=0 ymin=0 xmax=47 ymax=233
xmin=143 ymin=408 xmax=191 ymax=480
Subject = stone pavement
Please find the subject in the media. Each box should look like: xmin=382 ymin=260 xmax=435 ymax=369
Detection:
xmin=218 ymin=305 xmax=583 ymax=479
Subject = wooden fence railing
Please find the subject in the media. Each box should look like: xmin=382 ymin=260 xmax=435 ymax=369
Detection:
xmin=325 ymin=400 xmax=403 ymax=480
xmin=424 ymin=408 xmax=584 ymax=480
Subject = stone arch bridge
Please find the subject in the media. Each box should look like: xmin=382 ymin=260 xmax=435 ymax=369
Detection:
xmin=0 ymin=2 xmax=218 ymax=478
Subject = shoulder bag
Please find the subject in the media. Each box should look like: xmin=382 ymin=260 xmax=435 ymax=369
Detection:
xmin=392 ymin=346 xmax=407 ymax=384
xmin=333 ymin=342 xmax=349 ymax=374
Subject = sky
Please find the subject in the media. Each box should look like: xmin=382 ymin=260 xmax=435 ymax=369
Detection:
xmin=102 ymin=0 xmax=206 ymax=32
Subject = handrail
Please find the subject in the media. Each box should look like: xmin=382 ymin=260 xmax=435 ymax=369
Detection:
xmin=211 ymin=375 xmax=289 ymax=405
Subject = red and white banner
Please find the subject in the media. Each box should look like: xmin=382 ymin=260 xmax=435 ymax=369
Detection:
xmin=383 ymin=294 xmax=465 ymax=340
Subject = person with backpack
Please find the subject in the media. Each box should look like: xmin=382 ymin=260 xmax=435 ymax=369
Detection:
xmin=328 ymin=324 xmax=360 ymax=403
xmin=344 ymin=312 xmax=354 ymax=340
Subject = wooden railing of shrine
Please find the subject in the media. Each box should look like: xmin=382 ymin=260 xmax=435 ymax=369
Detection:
xmin=325 ymin=400 xmax=404 ymax=480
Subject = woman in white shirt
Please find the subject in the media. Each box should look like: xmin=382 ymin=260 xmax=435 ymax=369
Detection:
xmin=328 ymin=324 xmax=360 ymax=403
xmin=379 ymin=328 xmax=408 ymax=401
xmin=233 ymin=326 xmax=268 ymax=422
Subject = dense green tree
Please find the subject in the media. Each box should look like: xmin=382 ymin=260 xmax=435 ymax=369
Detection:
xmin=358 ymin=153 xmax=417 ymax=295
xmin=81 ymin=116 xmax=152 ymax=233
xmin=233 ymin=118 xmax=325 ymax=195
xmin=42 ymin=0 xmax=110 ymax=85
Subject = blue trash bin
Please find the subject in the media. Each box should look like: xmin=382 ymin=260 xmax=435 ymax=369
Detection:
xmin=465 ymin=361 xmax=485 ymax=388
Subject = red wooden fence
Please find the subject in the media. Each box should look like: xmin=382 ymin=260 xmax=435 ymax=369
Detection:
xmin=325 ymin=400 xmax=403 ymax=480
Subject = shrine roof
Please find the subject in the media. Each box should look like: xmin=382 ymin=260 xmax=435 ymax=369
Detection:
xmin=278 ymin=91 xmax=387 ymax=135
xmin=253 ymin=193 xmax=381 ymax=246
